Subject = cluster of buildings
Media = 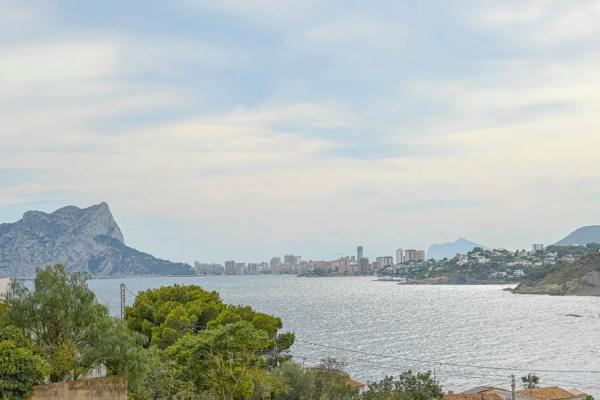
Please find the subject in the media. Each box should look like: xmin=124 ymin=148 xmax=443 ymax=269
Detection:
xmin=378 ymin=242 xmax=600 ymax=281
xmin=444 ymin=385 xmax=590 ymax=400
xmin=458 ymin=244 xmax=579 ymax=271
xmin=195 ymin=242 xmax=598 ymax=278
xmin=193 ymin=246 xmax=427 ymax=276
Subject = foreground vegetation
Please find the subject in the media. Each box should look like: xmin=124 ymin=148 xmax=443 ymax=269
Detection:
xmin=0 ymin=265 xmax=443 ymax=399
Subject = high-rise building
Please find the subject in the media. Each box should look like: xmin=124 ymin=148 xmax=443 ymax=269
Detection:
xmin=359 ymin=257 xmax=370 ymax=274
xmin=405 ymin=249 xmax=426 ymax=262
xmin=284 ymin=255 xmax=295 ymax=265
xmin=235 ymin=263 xmax=246 ymax=274
xmin=375 ymin=256 xmax=394 ymax=270
xmin=194 ymin=262 xmax=224 ymax=275
xmin=337 ymin=256 xmax=351 ymax=274
xmin=532 ymin=244 xmax=544 ymax=254
xmin=396 ymin=248 xmax=404 ymax=264
xmin=270 ymin=257 xmax=282 ymax=273
xmin=284 ymin=254 xmax=302 ymax=266
xmin=247 ymin=263 xmax=260 ymax=274
xmin=224 ymin=260 xmax=236 ymax=274
xmin=357 ymin=246 xmax=363 ymax=264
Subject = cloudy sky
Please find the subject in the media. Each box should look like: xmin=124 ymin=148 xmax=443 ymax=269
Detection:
xmin=1 ymin=0 xmax=600 ymax=264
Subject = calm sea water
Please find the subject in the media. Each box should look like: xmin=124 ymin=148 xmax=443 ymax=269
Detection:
xmin=88 ymin=275 xmax=600 ymax=395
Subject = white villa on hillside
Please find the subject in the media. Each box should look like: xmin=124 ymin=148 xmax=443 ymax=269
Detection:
xmin=0 ymin=276 xmax=10 ymax=300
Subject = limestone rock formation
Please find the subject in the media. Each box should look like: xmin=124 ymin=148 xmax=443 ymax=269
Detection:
xmin=0 ymin=202 xmax=193 ymax=278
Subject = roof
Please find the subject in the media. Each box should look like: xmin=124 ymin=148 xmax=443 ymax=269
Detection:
xmin=346 ymin=378 xmax=366 ymax=389
xmin=517 ymin=387 xmax=587 ymax=400
xmin=460 ymin=386 xmax=539 ymax=400
xmin=461 ymin=387 xmax=504 ymax=394
xmin=444 ymin=393 xmax=504 ymax=400
xmin=567 ymin=389 xmax=588 ymax=396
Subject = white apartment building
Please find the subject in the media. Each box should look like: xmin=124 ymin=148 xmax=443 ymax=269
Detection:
xmin=396 ymin=248 xmax=404 ymax=264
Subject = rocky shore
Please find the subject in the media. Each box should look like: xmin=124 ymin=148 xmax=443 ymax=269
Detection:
xmin=512 ymin=270 xmax=600 ymax=296
xmin=511 ymin=252 xmax=600 ymax=296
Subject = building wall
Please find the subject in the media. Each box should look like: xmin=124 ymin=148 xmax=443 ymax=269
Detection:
xmin=396 ymin=249 xmax=404 ymax=264
xmin=224 ymin=260 xmax=236 ymax=274
xmin=30 ymin=377 xmax=127 ymax=400
xmin=405 ymin=249 xmax=426 ymax=262
xmin=0 ymin=277 xmax=9 ymax=300
xmin=359 ymin=257 xmax=370 ymax=273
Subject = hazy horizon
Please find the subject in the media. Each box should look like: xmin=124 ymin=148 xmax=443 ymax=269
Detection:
xmin=2 ymin=1 xmax=599 ymax=264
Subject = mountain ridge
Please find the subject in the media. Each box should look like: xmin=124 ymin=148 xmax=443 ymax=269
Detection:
xmin=0 ymin=202 xmax=193 ymax=278
xmin=427 ymin=237 xmax=487 ymax=260
xmin=555 ymin=225 xmax=600 ymax=246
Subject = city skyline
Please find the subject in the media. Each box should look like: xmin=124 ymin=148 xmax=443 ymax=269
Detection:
xmin=194 ymin=242 xmax=550 ymax=272
xmin=1 ymin=1 xmax=599 ymax=264
xmin=193 ymin=241 xmax=564 ymax=276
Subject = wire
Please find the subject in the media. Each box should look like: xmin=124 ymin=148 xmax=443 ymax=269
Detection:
xmin=293 ymin=342 xmax=509 ymax=382
xmin=294 ymin=344 xmax=600 ymax=394
xmin=294 ymin=339 xmax=600 ymax=375
xmin=120 ymin=284 xmax=600 ymax=392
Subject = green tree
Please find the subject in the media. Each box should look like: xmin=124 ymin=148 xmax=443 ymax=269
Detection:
xmin=312 ymin=358 xmax=359 ymax=400
xmin=6 ymin=264 xmax=148 ymax=387
xmin=125 ymin=285 xmax=224 ymax=349
xmin=521 ymin=374 xmax=540 ymax=389
xmin=126 ymin=285 xmax=295 ymax=362
xmin=78 ymin=317 xmax=150 ymax=392
xmin=166 ymin=321 xmax=274 ymax=400
xmin=126 ymin=284 xmax=296 ymax=398
xmin=0 ymin=326 xmax=51 ymax=400
xmin=129 ymin=351 xmax=199 ymax=400
xmin=271 ymin=362 xmax=315 ymax=400
xmin=360 ymin=371 xmax=443 ymax=400
xmin=271 ymin=359 xmax=359 ymax=400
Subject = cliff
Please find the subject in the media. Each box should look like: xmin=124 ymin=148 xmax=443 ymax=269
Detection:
xmin=0 ymin=202 xmax=194 ymax=278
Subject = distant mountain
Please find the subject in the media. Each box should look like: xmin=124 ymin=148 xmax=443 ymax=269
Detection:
xmin=427 ymin=238 xmax=487 ymax=260
xmin=555 ymin=225 xmax=600 ymax=246
xmin=513 ymin=252 xmax=600 ymax=296
xmin=0 ymin=202 xmax=194 ymax=278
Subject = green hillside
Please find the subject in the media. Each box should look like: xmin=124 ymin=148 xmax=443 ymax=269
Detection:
xmin=514 ymin=251 xmax=600 ymax=296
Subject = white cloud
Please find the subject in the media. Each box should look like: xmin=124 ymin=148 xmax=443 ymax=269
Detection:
xmin=176 ymin=0 xmax=329 ymax=26
xmin=475 ymin=0 xmax=600 ymax=44
xmin=0 ymin=1 xmax=50 ymax=32
xmin=305 ymin=18 xmax=406 ymax=48
xmin=2 ymin=2 xmax=600 ymax=262
xmin=0 ymin=41 xmax=119 ymax=88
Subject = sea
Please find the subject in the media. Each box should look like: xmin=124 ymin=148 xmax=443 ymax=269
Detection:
xmin=87 ymin=275 xmax=600 ymax=396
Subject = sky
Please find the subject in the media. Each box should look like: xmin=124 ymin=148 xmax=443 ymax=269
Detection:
xmin=1 ymin=0 xmax=600 ymax=264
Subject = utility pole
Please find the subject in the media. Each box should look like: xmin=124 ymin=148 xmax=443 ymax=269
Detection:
xmin=511 ymin=374 xmax=516 ymax=400
xmin=120 ymin=283 xmax=126 ymax=320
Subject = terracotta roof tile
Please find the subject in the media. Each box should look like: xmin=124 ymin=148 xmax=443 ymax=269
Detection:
xmin=445 ymin=393 xmax=504 ymax=400
xmin=346 ymin=378 xmax=365 ymax=389
xmin=516 ymin=387 xmax=587 ymax=400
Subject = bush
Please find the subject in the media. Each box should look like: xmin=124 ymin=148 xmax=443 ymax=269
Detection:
xmin=0 ymin=326 xmax=51 ymax=400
